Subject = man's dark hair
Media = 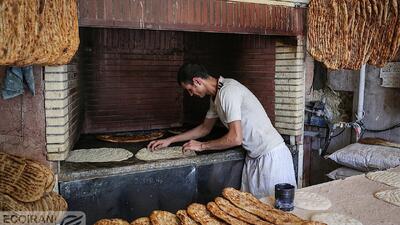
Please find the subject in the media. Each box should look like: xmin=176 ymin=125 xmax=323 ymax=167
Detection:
xmin=177 ymin=63 xmax=209 ymax=85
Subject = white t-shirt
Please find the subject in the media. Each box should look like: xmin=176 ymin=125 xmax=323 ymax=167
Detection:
xmin=206 ymin=76 xmax=284 ymax=158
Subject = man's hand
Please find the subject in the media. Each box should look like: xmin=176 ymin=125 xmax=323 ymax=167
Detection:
xmin=182 ymin=140 xmax=205 ymax=153
xmin=147 ymin=139 xmax=172 ymax=151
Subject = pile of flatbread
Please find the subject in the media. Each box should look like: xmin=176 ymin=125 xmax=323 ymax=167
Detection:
xmin=0 ymin=152 xmax=68 ymax=216
xmin=366 ymin=170 xmax=400 ymax=207
xmin=94 ymin=187 xmax=326 ymax=225
xmin=135 ymin=146 xmax=196 ymax=161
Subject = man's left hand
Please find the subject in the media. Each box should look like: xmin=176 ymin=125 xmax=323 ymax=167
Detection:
xmin=182 ymin=140 xmax=205 ymax=153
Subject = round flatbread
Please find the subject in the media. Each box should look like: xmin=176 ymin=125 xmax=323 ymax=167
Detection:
xmin=135 ymin=146 xmax=196 ymax=161
xmin=66 ymin=148 xmax=133 ymax=162
xmin=374 ymin=189 xmax=400 ymax=207
xmin=366 ymin=171 xmax=400 ymax=188
xmin=96 ymin=130 xmax=164 ymax=143
xmin=167 ymin=127 xmax=187 ymax=135
xmin=311 ymin=212 xmax=362 ymax=225
xmin=294 ymin=192 xmax=331 ymax=210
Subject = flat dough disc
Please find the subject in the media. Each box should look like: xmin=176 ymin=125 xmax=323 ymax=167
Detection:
xmin=366 ymin=171 xmax=400 ymax=188
xmin=135 ymin=146 xmax=196 ymax=161
xmin=311 ymin=212 xmax=362 ymax=225
xmin=66 ymin=148 xmax=133 ymax=162
xmin=294 ymin=192 xmax=332 ymax=210
xmin=374 ymin=189 xmax=400 ymax=207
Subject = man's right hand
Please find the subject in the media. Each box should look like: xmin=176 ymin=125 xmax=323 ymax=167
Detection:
xmin=147 ymin=138 xmax=172 ymax=151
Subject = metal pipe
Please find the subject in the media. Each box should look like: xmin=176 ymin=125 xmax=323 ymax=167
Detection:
xmin=356 ymin=64 xmax=366 ymax=121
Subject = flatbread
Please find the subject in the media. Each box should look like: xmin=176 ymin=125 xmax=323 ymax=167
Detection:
xmin=149 ymin=210 xmax=179 ymax=225
xmin=366 ymin=171 xmax=400 ymax=188
xmin=207 ymin=202 xmax=249 ymax=225
xmin=167 ymin=127 xmax=188 ymax=135
xmin=374 ymin=189 xmax=400 ymax=207
xmin=66 ymin=148 xmax=133 ymax=162
xmin=97 ymin=131 xmax=164 ymax=143
xmin=176 ymin=210 xmax=199 ymax=225
xmin=135 ymin=146 xmax=196 ymax=161
xmin=294 ymin=192 xmax=332 ymax=210
xmin=214 ymin=197 xmax=272 ymax=225
xmin=311 ymin=212 xmax=362 ymax=225
xmin=130 ymin=217 xmax=151 ymax=225
xmin=222 ymin=187 xmax=303 ymax=224
xmin=187 ymin=203 xmax=226 ymax=225
xmin=94 ymin=219 xmax=130 ymax=225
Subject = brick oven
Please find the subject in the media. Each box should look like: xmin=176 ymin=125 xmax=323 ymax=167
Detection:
xmin=0 ymin=0 xmax=308 ymax=223
xmin=43 ymin=0 xmax=307 ymax=161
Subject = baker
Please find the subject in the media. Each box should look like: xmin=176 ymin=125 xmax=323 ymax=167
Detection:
xmin=148 ymin=63 xmax=296 ymax=198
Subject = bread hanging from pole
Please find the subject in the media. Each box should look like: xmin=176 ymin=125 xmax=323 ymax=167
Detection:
xmin=307 ymin=0 xmax=400 ymax=70
xmin=0 ymin=0 xmax=80 ymax=66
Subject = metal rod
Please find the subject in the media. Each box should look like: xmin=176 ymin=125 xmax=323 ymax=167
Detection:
xmin=356 ymin=64 xmax=366 ymax=121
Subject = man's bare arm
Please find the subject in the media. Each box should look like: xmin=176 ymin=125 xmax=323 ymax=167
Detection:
xmin=147 ymin=118 xmax=217 ymax=150
xmin=169 ymin=117 xmax=217 ymax=143
xmin=182 ymin=120 xmax=242 ymax=152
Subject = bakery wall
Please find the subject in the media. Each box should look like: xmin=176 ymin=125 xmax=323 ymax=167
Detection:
xmin=0 ymin=66 xmax=48 ymax=165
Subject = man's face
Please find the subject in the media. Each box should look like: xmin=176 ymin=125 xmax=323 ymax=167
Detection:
xmin=181 ymin=78 xmax=206 ymax=98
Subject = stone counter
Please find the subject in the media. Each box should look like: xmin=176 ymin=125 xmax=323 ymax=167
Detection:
xmin=59 ymin=148 xmax=245 ymax=182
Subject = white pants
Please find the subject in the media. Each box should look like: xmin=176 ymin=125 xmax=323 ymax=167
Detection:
xmin=241 ymin=143 xmax=297 ymax=199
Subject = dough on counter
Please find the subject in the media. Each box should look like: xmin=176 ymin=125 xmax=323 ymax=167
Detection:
xmin=374 ymin=189 xmax=400 ymax=207
xmin=311 ymin=212 xmax=362 ymax=225
xmin=366 ymin=171 xmax=400 ymax=188
xmin=65 ymin=148 xmax=133 ymax=162
xmin=135 ymin=146 xmax=195 ymax=161
xmin=294 ymin=192 xmax=332 ymax=210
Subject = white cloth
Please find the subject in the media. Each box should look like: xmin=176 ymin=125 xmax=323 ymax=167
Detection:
xmin=241 ymin=143 xmax=297 ymax=199
xmin=206 ymin=77 xmax=284 ymax=158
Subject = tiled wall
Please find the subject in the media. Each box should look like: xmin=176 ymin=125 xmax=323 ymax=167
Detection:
xmin=44 ymin=65 xmax=82 ymax=161
xmin=274 ymin=37 xmax=305 ymax=136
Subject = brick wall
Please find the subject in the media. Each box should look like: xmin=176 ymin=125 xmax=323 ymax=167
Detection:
xmin=78 ymin=28 xmax=184 ymax=134
xmin=44 ymin=65 xmax=82 ymax=161
xmin=274 ymin=37 xmax=305 ymax=136
xmin=77 ymin=29 xmax=276 ymax=131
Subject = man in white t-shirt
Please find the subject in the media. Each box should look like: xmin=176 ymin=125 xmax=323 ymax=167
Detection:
xmin=148 ymin=63 xmax=296 ymax=198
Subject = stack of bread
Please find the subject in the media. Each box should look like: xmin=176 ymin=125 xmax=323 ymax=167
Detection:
xmin=94 ymin=187 xmax=326 ymax=225
xmin=0 ymin=152 xmax=68 ymax=212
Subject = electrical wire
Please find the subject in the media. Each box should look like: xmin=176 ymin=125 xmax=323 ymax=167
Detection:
xmin=331 ymin=127 xmax=346 ymax=138
xmin=364 ymin=122 xmax=400 ymax=133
